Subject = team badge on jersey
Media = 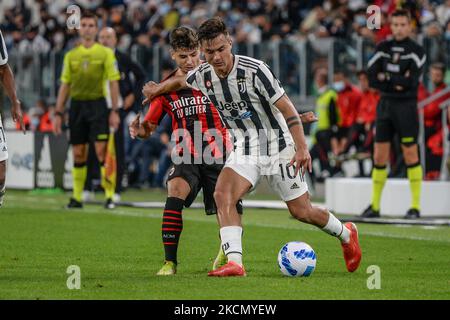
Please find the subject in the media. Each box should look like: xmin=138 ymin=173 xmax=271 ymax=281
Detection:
xmin=237 ymin=78 xmax=247 ymax=93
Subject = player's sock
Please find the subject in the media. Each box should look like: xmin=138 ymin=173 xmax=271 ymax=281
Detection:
xmin=219 ymin=226 xmax=243 ymax=266
xmin=100 ymin=163 xmax=114 ymax=200
xmin=0 ymin=184 xmax=6 ymax=207
xmin=371 ymin=165 xmax=387 ymax=211
xmin=72 ymin=162 xmax=87 ymax=202
xmin=322 ymin=211 xmax=350 ymax=243
xmin=162 ymin=197 xmax=185 ymax=264
xmin=407 ymin=162 xmax=422 ymax=210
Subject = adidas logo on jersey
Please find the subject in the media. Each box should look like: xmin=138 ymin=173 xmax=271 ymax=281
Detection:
xmin=290 ymin=183 xmax=300 ymax=190
xmin=2 ymin=146 xmax=7 ymax=152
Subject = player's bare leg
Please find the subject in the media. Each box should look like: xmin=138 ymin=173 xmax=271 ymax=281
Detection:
xmin=157 ymin=177 xmax=190 ymax=275
xmin=286 ymin=192 xmax=361 ymax=272
xmin=208 ymin=168 xmax=251 ymax=277
xmin=0 ymin=160 xmax=6 ymax=207
xmin=67 ymin=144 xmax=88 ymax=209
xmin=362 ymin=142 xmax=390 ymax=217
xmin=401 ymin=143 xmax=422 ymax=219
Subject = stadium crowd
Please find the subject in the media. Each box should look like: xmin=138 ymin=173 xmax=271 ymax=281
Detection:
xmin=1 ymin=0 xmax=450 ymax=190
xmin=2 ymin=1 xmax=450 ymax=53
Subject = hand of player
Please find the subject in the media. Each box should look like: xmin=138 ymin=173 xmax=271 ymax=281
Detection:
xmin=142 ymin=81 xmax=160 ymax=105
xmin=11 ymin=100 xmax=25 ymax=134
xmin=289 ymin=146 xmax=312 ymax=177
xmin=299 ymin=111 xmax=318 ymax=124
xmin=109 ymin=110 xmax=120 ymax=131
xmin=129 ymin=113 xmax=141 ymax=139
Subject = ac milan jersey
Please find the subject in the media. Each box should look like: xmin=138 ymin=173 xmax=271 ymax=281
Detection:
xmin=144 ymin=70 xmax=230 ymax=161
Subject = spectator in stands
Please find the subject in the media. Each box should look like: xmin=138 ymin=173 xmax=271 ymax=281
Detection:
xmin=422 ymin=62 xmax=450 ymax=180
xmin=333 ymin=69 xmax=362 ymax=156
xmin=340 ymin=70 xmax=380 ymax=177
xmin=310 ymin=67 xmax=339 ymax=181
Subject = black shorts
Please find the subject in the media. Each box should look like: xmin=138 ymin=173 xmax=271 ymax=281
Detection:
xmin=375 ymin=97 xmax=419 ymax=145
xmin=167 ymin=163 xmax=243 ymax=215
xmin=69 ymin=98 xmax=109 ymax=145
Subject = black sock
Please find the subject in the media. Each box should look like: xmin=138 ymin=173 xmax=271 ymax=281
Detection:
xmin=162 ymin=197 xmax=185 ymax=264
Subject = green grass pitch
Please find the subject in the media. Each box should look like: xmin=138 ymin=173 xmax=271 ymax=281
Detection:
xmin=0 ymin=190 xmax=449 ymax=300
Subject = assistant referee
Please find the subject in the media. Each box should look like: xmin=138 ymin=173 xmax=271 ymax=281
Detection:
xmin=363 ymin=9 xmax=426 ymax=219
xmin=53 ymin=11 xmax=120 ymax=209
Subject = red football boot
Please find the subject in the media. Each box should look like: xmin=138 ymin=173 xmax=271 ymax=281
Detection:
xmin=207 ymin=261 xmax=246 ymax=277
xmin=341 ymin=222 xmax=362 ymax=272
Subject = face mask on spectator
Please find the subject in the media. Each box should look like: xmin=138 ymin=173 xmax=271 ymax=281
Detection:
xmin=31 ymin=117 xmax=40 ymax=129
xmin=333 ymin=81 xmax=345 ymax=92
xmin=220 ymin=1 xmax=231 ymax=11
xmin=445 ymin=31 xmax=450 ymax=40
xmin=355 ymin=15 xmax=366 ymax=27
xmin=179 ymin=6 xmax=190 ymax=16
xmin=53 ymin=32 xmax=64 ymax=46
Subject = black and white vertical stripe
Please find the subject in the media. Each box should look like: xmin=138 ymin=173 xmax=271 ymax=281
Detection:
xmin=0 ymin=30 xmax=8 ymax=65
xmin=186 ymin=55 xmax=292 ymax=156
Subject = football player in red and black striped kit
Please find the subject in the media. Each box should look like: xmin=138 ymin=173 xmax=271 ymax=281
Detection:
xmin=129 ymin=27 xmax=238 ymax=275
xmin=131 ymin=27 xmax=317 ymax=275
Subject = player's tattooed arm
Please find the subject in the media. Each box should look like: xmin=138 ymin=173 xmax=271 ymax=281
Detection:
xmin=142 ymin=75 xmax=188 ymax=104
xmin=274 ymin=95 xmax=312 ymax=175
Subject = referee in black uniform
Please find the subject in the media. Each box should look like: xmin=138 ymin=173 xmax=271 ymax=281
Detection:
xmin=98 ymin=27 xmax=146 ymax=198
xmin=363 ymin=9 xmax=426 ymax=219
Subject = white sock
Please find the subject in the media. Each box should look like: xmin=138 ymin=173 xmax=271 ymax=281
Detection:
xmin=220 ymin=226 xmax=243 ymax=266
xmin=0 ymin=185 xmax=5 ymax=206
xmin=322 ymin=211 xmax=350 ymax=243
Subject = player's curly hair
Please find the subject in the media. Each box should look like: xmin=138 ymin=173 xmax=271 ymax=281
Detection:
xmin=169 ymin=27 xmax=198 ymax=51
xmin=197 ymin=17 xmax=229 ymax=44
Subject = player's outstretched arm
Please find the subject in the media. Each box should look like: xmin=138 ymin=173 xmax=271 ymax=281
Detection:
xmin=275 ymin=94 xmax=312 ymax=176
xmin=0 ymin=64 xmax=25 ymax=133
xmin=142 ymin=75 xmax=188 ymax=104
xmin=128 ymin=113 xmax=156 ymax=139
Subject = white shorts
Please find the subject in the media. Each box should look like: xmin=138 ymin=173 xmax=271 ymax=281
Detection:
xmin=224 ymin=145 xmax=308 ymax=202
xmin=0 ymin=114 xmax=8 ymax=162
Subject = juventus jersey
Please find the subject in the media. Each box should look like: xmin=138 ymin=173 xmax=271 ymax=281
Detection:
xmin=186 ymin=55 xmax=293 ymax=156
xmin=0 ymin=30 xmax=8 ymax=66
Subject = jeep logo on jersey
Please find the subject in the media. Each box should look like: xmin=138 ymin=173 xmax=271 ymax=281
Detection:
xmin=217 ymin=100 xmax=248 ymax=111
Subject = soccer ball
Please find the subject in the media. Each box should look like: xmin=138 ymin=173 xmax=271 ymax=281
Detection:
xmin=277 ymin=241 xmax=317 ymax=277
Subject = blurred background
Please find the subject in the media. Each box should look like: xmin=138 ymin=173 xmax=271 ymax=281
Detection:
xmin=0 ymin=0 xmax=449 ymax=201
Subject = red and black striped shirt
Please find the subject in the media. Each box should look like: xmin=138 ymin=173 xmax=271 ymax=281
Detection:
xmin=144 ymin=70 xmax=231 ymax=161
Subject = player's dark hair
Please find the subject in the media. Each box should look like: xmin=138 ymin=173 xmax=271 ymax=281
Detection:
xmin=356 ymin=69 xmax=368 ymax=77
xmin=198 ymin=17 xmax=229 ymax=44
xmin=391 ymin=9 xmax=411 ymax=20
xmin=430 ymin=62 xmax=446 ymax=74
xmin=169 ymin=27 xmax=199 ymax=51
xmin=81 ymin=11 xmax=98 ymax=24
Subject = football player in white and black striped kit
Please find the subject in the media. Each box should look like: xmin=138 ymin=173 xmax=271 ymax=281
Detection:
xmin=0 ymin=29 xmax=25 ymax=207
xmin=142 ymin=17 xmax=362 ymax=277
